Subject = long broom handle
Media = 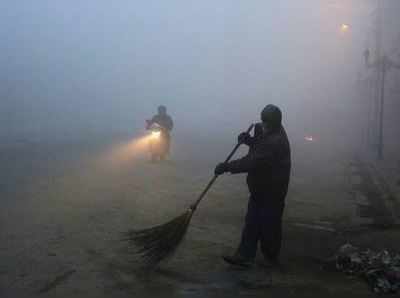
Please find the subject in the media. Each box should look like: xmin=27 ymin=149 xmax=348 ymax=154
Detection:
xmin=190 ymin=123 xmax=255 ymax=211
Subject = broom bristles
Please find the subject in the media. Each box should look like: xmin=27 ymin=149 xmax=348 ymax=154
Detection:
xmin=121 ymin=125 xmax=253 ymax=269
xmin=122 ymin=209 xmax=194 ymax=268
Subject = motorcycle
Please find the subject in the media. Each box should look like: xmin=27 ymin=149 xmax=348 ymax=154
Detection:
xmin=146 ymin=122 xmax=170 ymax=161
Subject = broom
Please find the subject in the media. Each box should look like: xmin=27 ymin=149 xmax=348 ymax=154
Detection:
xmin=122 ymin=123 xmax=255 ymax=268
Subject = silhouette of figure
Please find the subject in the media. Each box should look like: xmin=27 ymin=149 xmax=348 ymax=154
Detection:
xmin=215 ymin=104 xmax=291 ymax=267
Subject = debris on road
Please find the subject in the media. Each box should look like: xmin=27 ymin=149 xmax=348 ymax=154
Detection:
xmin=324 ymin=243 xmax=400 ymax=293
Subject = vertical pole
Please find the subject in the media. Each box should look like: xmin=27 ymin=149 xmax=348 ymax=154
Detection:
xmin=378 ymin=58 xmax=386 ymax=159
xmin=376 ymin=0 xmax=382 ymax=59
xmin=375 ymin=0 xmax=384 ymax=159
xmin=367 ymin=76 xmax=374 ymax=148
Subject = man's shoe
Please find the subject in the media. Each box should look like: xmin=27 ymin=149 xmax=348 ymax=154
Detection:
xmin=223 ymin=254 xmax=253 ymax=268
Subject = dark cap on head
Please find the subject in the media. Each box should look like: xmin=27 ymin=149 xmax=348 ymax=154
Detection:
xmin=261 ymin=104 xmax=282 ymax=129
xmin=158 ymin=105 xmax=167 ymax=114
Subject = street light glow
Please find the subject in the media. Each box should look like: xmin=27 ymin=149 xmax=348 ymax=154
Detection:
xmin=340 ymin=23 xmax=350 ymax=32
xmin=305 ymin=136 xmax=315 ymax=142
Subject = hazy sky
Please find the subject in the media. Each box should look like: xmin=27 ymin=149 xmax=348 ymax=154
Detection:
xmin=0 ymin=1 xmax=398 ymax=140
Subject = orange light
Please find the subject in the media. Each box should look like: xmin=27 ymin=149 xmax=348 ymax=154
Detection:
xmin=99 ymin=134 xmax=153 ymax=167
xmin=340 ymin=23 xmax=350 ymax=32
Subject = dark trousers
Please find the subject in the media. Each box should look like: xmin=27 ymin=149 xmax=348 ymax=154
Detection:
xmin=237 ymin=196 xmax=284 ymax=261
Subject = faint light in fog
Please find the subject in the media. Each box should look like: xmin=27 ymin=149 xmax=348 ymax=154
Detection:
xmin=304 ymin=136 xmax=314 ymax=142
xmin=340 ymin=23 xmax=350 ymax=32
xmin=100 ymin=134 xmax=153 ymax=167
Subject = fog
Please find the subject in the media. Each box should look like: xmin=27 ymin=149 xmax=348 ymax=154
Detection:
xmin=3 ymin=2 xmax=400 ymax=296
xmin=0 ymin=1 xmax=399 ymax=149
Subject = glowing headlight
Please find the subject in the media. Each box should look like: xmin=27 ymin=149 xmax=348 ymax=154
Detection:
xmin=151 ymin=131 xmax=161 ymax=138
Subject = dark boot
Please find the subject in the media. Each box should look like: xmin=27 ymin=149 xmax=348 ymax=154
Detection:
xmin=222 ymin=254 xmax=254 ymax=268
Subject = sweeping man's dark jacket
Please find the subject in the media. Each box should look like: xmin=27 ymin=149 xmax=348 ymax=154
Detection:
xmin=227 ymin=123 xmax=291 ymax=202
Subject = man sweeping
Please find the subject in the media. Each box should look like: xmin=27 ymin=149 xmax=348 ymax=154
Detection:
xmin=215 ymin=104 xmax=291 ymax=268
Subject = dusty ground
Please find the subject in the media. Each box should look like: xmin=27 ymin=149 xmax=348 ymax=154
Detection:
xmin=1 ymin=133 xmax=399 ymax=297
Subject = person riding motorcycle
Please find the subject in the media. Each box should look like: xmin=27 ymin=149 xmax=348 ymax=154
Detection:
xmin=146 ymin=105 xmax=174 ymax=161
